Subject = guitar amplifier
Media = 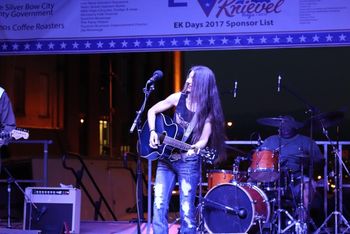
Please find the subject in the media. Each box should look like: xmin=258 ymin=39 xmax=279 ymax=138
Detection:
xmin=23 ymin=187 xmax=81 ymax=234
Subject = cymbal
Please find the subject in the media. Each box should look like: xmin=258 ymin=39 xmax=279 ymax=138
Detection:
xmin=257 ymin=116 xmax=304 ymax=129
xmin=304 ymin=110 xmax=345 ymax=129
xmin=257 ymin=117 xmax=284 ymax=127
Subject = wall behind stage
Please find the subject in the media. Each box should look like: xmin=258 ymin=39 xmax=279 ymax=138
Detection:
xmin=183 ymin=47 xmax=350 ymax=141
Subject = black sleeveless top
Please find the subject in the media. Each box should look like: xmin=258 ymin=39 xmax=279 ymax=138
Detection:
xmin=174 ymin=93 xmax=195 ymax=142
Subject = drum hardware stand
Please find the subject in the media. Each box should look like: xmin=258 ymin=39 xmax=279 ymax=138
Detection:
xmin=315 ymin=126 xmax=350 ymax=234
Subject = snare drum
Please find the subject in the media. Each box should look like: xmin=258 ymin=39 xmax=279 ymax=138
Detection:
xmin=207 ymin=170 xmax=233 ymax=190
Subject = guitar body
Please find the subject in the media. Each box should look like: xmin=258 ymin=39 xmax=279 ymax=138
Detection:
xmin=138 ymin=113 xmax=184 ymax=160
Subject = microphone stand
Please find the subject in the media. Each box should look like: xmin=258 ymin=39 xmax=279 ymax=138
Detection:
xmin=1 ymin=166 xmax=40 ymax=229
xmin=277 ymin=80 xmax=321 ymax=233
xmin=129 ymin=81 xmax=155 ymax=234
xmin=314 ymin=125 xmax=350 ymax=234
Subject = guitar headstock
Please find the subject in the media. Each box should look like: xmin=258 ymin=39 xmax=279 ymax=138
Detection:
xmin=10 ymin=128 xmax=29 ymax=140
xmin=200 ymin=147 xmax=217 ymax=164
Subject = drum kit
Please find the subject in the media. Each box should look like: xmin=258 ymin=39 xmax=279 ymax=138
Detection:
xmin=197 ymin=111 xmax=347 ymax=234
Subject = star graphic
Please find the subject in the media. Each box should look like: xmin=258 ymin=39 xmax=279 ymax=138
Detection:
xmin=97 ymin=41 xmax=104 ymax=48
xmin=48 ymin=42 xmax=55 ymax=49
xmin=247 ymin=37 xmax=254 ymax=44
xmin=170 ymin=39 xmax=178 ymax=46
xmin=36 ymin=42 xmax=43 ymax=49
xmin=146 ymin=39 xmax=153 ymax=47
xmin=121 ymin=40 xmax=128 ymax=47
xmin=273 ymin=36 xmax=280 ymax=43
xmin=84 ymin=41 xmax=91 ymax=48
xmin=133 ymin=40 xmax=140 ymax=47
xmin=208 ymin=37 xmax=215 ymax=45
xmin=24 ymin=43 xmax=30 ymax=50
xmin=12 ymin=43 xmax=19 ymax=50
xmin=72 ymin=42 xmax=79 ymax=49
xmin=183 ymin=38 xmax=190 ymax=46
xmin=221 ymin=37 xmax=228 ymax=44
xmin=339 ymin=34 xmax=346 ymax=41
xmin=260 ymin=36 xmax=267 ymax=44
xmin=2 ymin=43 xmax=8 ymax=50
xmin=109 ymin=41 xmax=116 ymax=48
xmin=196 ymin=38 xmax=203 ymax=45
xmin=60 ymin=42 xmax=67 ymax=49
xmin=326 ymin=34 xmax=333 ymax=42
xmin=158 ymin=39 xmax=165 ymax=46
xmin=299 ymin=35 xmax=306 ymax=43
xmin=286 ymin=35 xmax=293 ymax=43
xmin=312 ymin=34 xmax=320 ymax=42
xmin=234 ymin=37 xmax=241 ymax=44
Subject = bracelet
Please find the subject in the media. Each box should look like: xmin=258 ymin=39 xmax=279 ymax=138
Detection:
xmin=149 ymin=129 xmax=156 ymax=133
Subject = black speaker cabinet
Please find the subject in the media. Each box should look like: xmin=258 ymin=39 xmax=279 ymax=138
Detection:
xmin=23 ymin=187 xmax=81 ymax=234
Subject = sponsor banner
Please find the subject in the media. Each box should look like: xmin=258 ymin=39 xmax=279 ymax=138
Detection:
xmin=0 ymin=0 xmax=349 ymax=55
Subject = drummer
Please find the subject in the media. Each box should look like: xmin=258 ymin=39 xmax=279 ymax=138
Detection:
xmin=258 ymin=115 xmax=323 ymax=221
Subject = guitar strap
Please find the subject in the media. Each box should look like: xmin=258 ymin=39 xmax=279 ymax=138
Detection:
xmin=181 ymin=114 xmax=197 ymax=143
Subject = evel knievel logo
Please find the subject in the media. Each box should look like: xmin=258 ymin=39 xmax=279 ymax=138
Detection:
xmin=197 ymin=0 xmax=284 ymax=17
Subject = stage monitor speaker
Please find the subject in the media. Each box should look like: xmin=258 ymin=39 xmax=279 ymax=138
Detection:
xmin=23 ymin=187 xmax=81 ymax=234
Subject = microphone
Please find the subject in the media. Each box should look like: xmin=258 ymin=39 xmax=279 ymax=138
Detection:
xmin=146 ymin=70 xmax=163 ymax=84
xmin=36 ymin=206 xmax=47 ymax=221
xmin=277 ymin=75 xmax=281 ymax=92
xmin=233 ymin=81 xmax=238 ymax=98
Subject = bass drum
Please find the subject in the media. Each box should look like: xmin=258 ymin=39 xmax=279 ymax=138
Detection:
xmin=203 ymin=183 xmax=270 ymax=234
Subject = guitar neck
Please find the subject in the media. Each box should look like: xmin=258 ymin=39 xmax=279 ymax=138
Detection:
xmin=163 ymin=135 xmax=191 ymax=152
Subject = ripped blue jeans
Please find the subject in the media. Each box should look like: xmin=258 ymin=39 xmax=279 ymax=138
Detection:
xmin=152 ymin=156 xmax=199 ymax=234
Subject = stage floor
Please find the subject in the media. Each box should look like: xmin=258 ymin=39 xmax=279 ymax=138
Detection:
xmin=0 ymin=220 xmax=180 ymax=234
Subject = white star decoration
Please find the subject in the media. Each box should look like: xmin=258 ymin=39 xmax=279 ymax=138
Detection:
xmin=72 ymin=42 xmax=79 ymax=49
xmin=48 ymin=42 xmax=55 ymax=49
xmin=2 ymin=43 xmax=8 ymax=50
xmin=158 ymin=39 xmax=165 ymax=46
xmin=36 ymin=42 xmax=43 ymax=49
xmin=326 ymin=34 xmax=333 ymax=42
xmin=121 ymin=40 xmax=128 ymax=47
xmin=247 ymin=37 xmax=254 ymax=44
xmin=339 ymin=34 xmax=346 ymax=41
xmin=312 ymin=34 xmax=320 ymax=42
xmin=1 ymin=32 xmax=348 ymax=53
xmin=12 ymin=43 xmax=19 ymax=50
xmin=260 ymin=36 xmax=267 ymax=44
xmin=133 ymin=40 xmax=140 ymax=47
xmin=183 ymin=38 xmax=190 ymax=46
xmin=208 ymin=37 xmax=215 ymax=45
xmin=273 ymin=36 xmax=280 ymax=43
xmin=97 ymin=41 xmax=104 ymax=48
xmin=84 ymin=41 xmax=91 ymax=48
xmin=299 ymin=35 xmax=306 ymax=43
xmin=60 ymin=42 xmax=67 ymax=49
xmin=109 ymin=41 xmax=116 ymax=48
xmin=221 ymin=37 xmax=228 ymax=44
xmin=234 ymin=37 xmax=241 ymax=44
xmin=170 ymin=39 xmax=178 ymax=46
